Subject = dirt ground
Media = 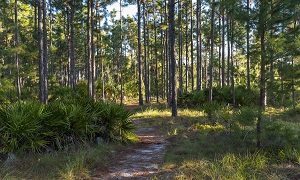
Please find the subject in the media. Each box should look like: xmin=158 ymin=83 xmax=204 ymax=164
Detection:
xmin=92 ymin=105 xmax=171 ymax=180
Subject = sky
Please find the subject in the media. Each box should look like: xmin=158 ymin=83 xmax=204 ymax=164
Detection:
xmin=107 ymin=3 xmax=137 ymax=19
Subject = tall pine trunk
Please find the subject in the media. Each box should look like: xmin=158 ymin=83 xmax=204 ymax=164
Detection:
xmin=209 ymin=0 xmax=215 ymax=105
xmin=42 ymin=0 xmax=48 ymax=104
xmin=246 ymin=0 xmax=251 ymax=89
xmin=196 ymin=0 xmax=202 ymax=90
xmin=137 ymin=0 xmax=143 ymax=105
xmin=15 ymin=0 xmax=21 ymax=101
xmin=70 ymin=0 xmax=76 ymax=89
xmin=257 ymin=0 xmax=267 ymax=148
xmin=38 ymin=0 xmax=44 ymax=103
xmin=168 ymin=0 xmax=177 ymax=117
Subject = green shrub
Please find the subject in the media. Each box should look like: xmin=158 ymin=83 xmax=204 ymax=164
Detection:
xmin=0 ymin=101 xmax=51 ymax=154
xmin=0 ymin=97 xmax=135 ymax=155
xmin=262 ymin=120 xmax=299 ymax=150
xmin=177 ymin=86 xmax=259 ymax=109
xmin=235 ymin=86 xmax=259 ymax=106
xmin=98 ymin=101 xmax=135 ymax=143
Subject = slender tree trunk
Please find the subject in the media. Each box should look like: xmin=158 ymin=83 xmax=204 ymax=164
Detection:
xmin=190 ymin=1 xmax=194 ymax=91
xmin=209 ymin=0 xmax=215 ymax=104
xmin=154 ymin=12 xmax=159 ymax=103
xmin=137 ymin=0 xmax=143 ymax=105
xmin=15 ymin=0 xmax=21 ymax=101
xmin=143 ymin=2 xmax=149 ymax=103
xmin=43 ymin=0 xmax=48 ymax=104
xmin=49 ymin=0 xmax=54 ymax=76
xmin=257 ymin=0 xmax=267 ymax=148
xmin=196 ymin=0 xmax=202 ymax=90
xmin=218 ymin=15 xmax=221 ymax=86
xmin=178 ymin=2 xmax=183 ymax=94
xmin=87 ymin=0 xmax=93 ymax=98
xmin=227 ymin=16 xmax=230 ymax=86
xmin=246 ymin=0 xmax=251 ymax=89
xmin=185 ymin=4 xmax=189 ymax=92
xmin=120 ymin=0 xmax=123 ymax=104
xmin=168 ymin=0 xmax=177 ymax=117
xmin=221 ymin=3 xmax=225 ymax=87
xmin=231 ymin=19 xmax=236 ymax=107
xmin=70 ymin=0 xmax=76 ymax=89
xmin=38 ymin=0 xmax=44 ymax=103
xmin=91 ymin=0 xmax=96 ymax=100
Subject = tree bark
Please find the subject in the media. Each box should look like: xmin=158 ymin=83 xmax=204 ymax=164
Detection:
xmin=43 ymin=0 xmax=48 ymax=104
xmin=246 ymin=0 xmax=251 ymax=90
xmin=257 ymin=0 xmax=267 ymax=149
xmin=196 ymin=0 xmax=202 ymax=90
xmin=70 ymin=0 xmax=76 ymax=89
xmin=15 ymin=0 xmax=21 ymax=101
xmin=38 ymin=0 xmax=44 ymax=103
xmin=190 ymin=1 xmax=194 ymax=91
xmin=209 ymin=0 xmax=215 ymax=105
xmin=137 ymin=0 xmax=143 ymax=105
xmin=168 ymin=0 xmax=177 ymax=117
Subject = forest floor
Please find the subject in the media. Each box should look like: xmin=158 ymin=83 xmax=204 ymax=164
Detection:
xmin=92 ymin=104 xmax=172 ymax=179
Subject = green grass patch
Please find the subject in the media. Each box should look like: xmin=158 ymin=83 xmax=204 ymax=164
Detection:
xmin=0 ymin=143 xmax=122 ymax=179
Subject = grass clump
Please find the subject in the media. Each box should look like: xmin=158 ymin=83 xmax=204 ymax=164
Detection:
xmin=0 ymin=143 xmax=121 ymax=179
xmin=155 ymin=104 xmax=300 ymax=179
xmin=175 ymin=152 xmax=269 ymax=180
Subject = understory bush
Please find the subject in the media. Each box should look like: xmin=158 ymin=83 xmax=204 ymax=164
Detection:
xmin=0 ymin=97 xmax=135 ymax=156
xmin=178 ymin=86 xmax=259 ymax=108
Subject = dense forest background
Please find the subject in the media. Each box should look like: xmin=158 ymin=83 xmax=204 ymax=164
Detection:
xmin=1 ymin=0 xmax=299 ymax=110
xmin=0 ymin=1 xmax=300 ymax=178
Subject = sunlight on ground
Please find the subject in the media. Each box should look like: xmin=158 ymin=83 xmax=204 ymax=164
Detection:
xmin=133 ymin=107 xmax=205 ymax=119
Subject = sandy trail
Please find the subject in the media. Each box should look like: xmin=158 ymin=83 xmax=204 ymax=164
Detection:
xmin=94 ymin=119 xmax=168 ymax=180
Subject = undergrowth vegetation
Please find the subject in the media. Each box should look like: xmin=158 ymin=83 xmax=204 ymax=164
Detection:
xmin=1 ymin=92 xmax=300 ymax=179
xmin=0 ymin=86 xmax=136 ymax=179
xmin=135 ymin=103 xmax=300 ymax=179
